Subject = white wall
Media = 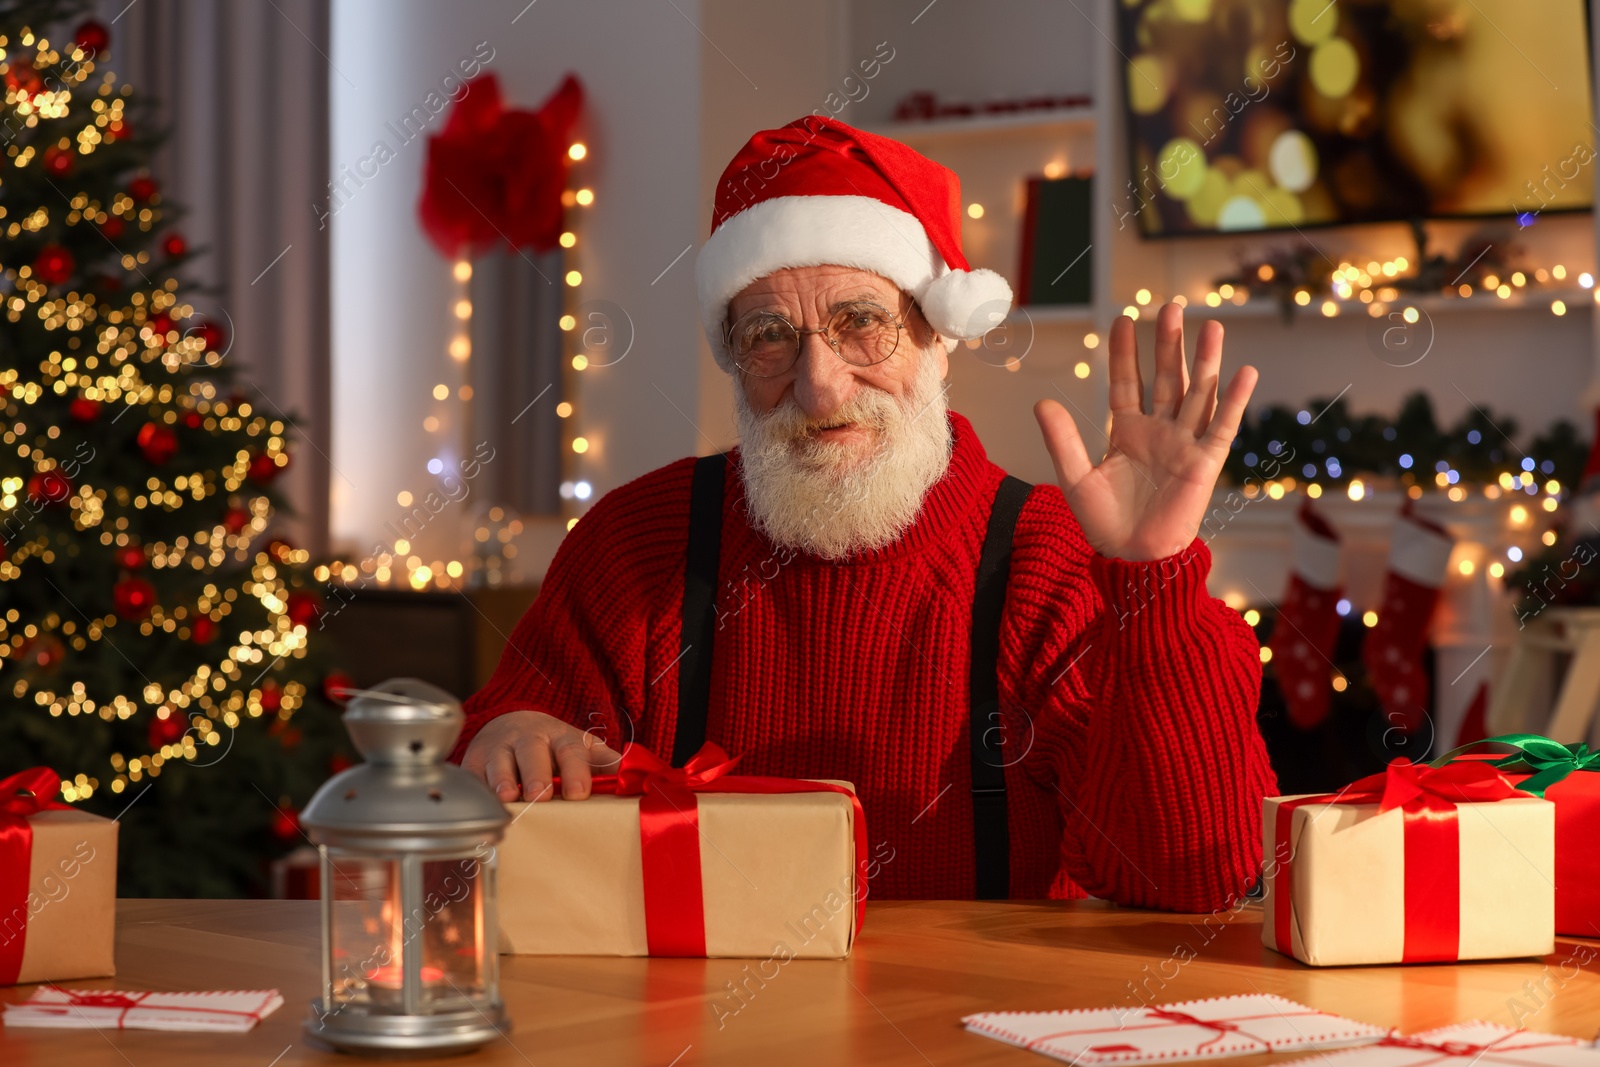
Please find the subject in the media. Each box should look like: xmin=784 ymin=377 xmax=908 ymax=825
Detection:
xmin=330 ymin=0 xmax=704 ymax=563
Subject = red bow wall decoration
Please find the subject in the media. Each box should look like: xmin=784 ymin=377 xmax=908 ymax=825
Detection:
xmin=417 ymin=72 xmax=585 ymax=259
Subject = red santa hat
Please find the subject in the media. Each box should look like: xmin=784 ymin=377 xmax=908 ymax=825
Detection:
xmin=695 ymin=115 xmax=1014 ymax=373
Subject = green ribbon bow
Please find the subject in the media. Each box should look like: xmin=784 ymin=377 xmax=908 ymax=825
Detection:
xmin=1431 ymin=733 xmax=1600 ymax=797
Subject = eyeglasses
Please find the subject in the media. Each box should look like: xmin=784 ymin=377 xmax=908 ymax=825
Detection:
xmin=723 ymin=300 xmax=909 ymax=377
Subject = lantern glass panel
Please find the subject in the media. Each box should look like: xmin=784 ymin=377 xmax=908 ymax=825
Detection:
xmin=325 ymin=851 xmax=402 ymax=1012
xmin=418 ymin=854 xmax=494 ymax=1008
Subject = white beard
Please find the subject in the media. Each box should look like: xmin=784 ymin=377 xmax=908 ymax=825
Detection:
xmin=732 ymin=349 xmax=952 ymax=561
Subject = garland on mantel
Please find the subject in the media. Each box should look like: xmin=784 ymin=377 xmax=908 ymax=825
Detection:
xmin=1223 ymin=391 xmax=1586 ymax=501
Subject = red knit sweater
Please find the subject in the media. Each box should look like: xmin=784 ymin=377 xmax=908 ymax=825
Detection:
xmin=453 ymin=410 xmax=1277 ymax=910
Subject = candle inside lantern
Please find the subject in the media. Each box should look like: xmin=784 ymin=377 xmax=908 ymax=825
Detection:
xmin=364 ymin=962 xmax=445 ymax=987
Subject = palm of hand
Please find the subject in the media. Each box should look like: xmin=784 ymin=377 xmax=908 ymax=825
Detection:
xmin=1034 ymin=304 xmax=1258 ymax=562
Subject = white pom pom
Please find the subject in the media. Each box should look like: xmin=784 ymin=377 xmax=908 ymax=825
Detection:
xmin=919 ymin=268 xmax=1014 ymax=340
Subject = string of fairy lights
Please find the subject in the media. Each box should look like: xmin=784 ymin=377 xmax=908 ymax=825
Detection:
xmin=1100 ymin=257 xmax=1594 ymax=332
xmin=314 ymin=140 xmax=595 ymax=592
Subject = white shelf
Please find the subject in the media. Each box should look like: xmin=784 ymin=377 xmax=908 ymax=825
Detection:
xmin=862 ymin=105 xmax=1096 ymax=142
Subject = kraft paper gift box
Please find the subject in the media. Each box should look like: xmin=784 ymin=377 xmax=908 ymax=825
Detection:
xmin=1 ymin=768 xmax=118 ymax=985
xmin=497 ymin=743 xmax=865 ymax=959
xmin=1262 ymin=759 xmax=1554 ymax=966
xmin=1431 ymin=734 xmax=1600 ymax=936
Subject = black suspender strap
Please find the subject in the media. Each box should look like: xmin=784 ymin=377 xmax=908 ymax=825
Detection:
xmin=970 ymin=474 xmax=1033 ymax=900
xmin=673 ymin=452 xmax=727 ymax=767
xmin=672 ymin=453 xmax=1031 ymax=901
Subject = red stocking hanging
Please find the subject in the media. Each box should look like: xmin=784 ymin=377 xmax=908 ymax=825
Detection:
xmin=1268 ymin=499 xmax=1343 ymax=729
xmin=1363 ymin=500 xmax=1454 ymax=735
xmin=1567 ymin=406 xmax=1600 ymax=535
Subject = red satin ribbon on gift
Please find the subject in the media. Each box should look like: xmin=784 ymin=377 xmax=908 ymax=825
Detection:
xmin=1 ymin=767 xmax=70 ymax=984
xmin=558 ymin=743 xmax=870 ymax=958
xmin=1271 ymin=759 xmax=1524 ymax=963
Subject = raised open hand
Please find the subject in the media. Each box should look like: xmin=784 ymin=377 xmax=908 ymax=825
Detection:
xmin=1033 ymin=302 xmax=1258 ymax=562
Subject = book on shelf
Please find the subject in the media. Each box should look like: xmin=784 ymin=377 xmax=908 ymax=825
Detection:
xmin=1018 ymin=174 xmax=1093 ymax=308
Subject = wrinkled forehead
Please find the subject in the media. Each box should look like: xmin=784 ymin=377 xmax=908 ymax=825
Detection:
xmin=726 ymin=268 xmax=908 ymax=322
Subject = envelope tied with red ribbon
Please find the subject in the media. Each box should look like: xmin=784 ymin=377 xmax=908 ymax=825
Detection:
xmin=962 ymin=993 xmax=1388 ymax=1064
xmin=1276 ymin=1023 xmax=1600 ymax=1067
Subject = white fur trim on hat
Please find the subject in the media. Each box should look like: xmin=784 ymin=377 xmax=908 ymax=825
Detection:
xmin=695 ymin=195 xmax=1010 ymax=371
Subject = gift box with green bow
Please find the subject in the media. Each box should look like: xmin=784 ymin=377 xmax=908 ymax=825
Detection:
xmin=1432 ymin=734 xmax=1600 ymax=936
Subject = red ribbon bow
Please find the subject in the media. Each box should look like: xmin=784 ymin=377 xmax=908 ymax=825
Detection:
xmin=1 ymin=767 xmax=71 ymax=984
xmin=417 ymin=72 xmax=585 ymax=259
xmin=570 ymin=742 xmax=869 ymax=957
xmin=1146 ymin=1009 xmax=1268 ymax=1053
xmin=1272 ymin=759 xmax=1525 ymax=963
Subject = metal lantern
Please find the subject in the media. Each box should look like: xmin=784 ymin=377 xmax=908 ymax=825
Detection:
xmin=301 ymin=678 xmax=510 ymax=1055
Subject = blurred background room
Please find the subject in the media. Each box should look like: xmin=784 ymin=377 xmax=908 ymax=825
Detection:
xmin=4 ymin=0 xmax=1600 ymax=898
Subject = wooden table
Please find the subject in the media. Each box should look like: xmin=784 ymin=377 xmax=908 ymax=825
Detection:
xmin=4 ymin=899 xmax=1599 ymax=1065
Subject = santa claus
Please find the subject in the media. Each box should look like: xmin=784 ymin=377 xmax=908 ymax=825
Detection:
xmin=454 ymin=115 xmax=1275 ymax=909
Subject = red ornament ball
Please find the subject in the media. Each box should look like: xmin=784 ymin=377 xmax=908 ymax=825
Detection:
xmin=222 ymin=506 xmax=250 ymax=534
xmin=4 ymin=63 xmax=41 ymax=96
xmin=136 ymin=421 xmax=178 ymax=464
xmin=162 ymin=233 xmax=187 ymax=258
xmin=147 ymin=711 xmax=188 ymax=750
xmin=74 ymin=19 xmax=110 ymax=55
xmin=26 ymin=470 xmax=73 ymax=506
xmin=16 ymin=633 xmax=65 ymax=673
xmin=196 ymin=319 xmax=227 ymax=354
xmin=323 ymin=672 xmax=356 ymax=705
xmin=248 ymin=451 xmax=286 ymax=483
xmin=270 ymin=807 xmax=301 ymax=842
xmin=285 ymin=591 xmax=323 ymax=627
xmin=33 ymin=245 xmax=75 ymax=286
xmin=69 ymin=397 xmax=102 ymax=422
xmin=112 ymin=577 xmax=157 ymax=620
xmin=147 ymin=312 xmax=173 ymax=343
xmin=115 ymin=543 xmax=145 ymax=570
xmin=259 ymin=680 xmax=284 ymax=713
xmin=183 ymin=411 xmax=203 ymax=429
xmin=190 ymin=615 xmax=217 ymax=644
xmin=128 ymin=175 xmax=158 ymax=202
xmin=43 ymin=145 xmax=75 ymax=177
xmin=99 ymin=216 xmax=125 ymax=240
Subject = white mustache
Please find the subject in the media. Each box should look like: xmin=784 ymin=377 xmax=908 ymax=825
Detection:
xmin=733 ymin=350 xmax=951 ymax=560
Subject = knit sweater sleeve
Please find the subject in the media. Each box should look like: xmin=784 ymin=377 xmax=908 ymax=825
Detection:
xmin=1001 ymin=485 xmax=1278 ymax=912
xmin=448 ymin=458 xmax=695 ymax=763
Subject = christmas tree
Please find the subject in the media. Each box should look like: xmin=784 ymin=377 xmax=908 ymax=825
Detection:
xmin=1 ymin=0 xmax=352 ymax=896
